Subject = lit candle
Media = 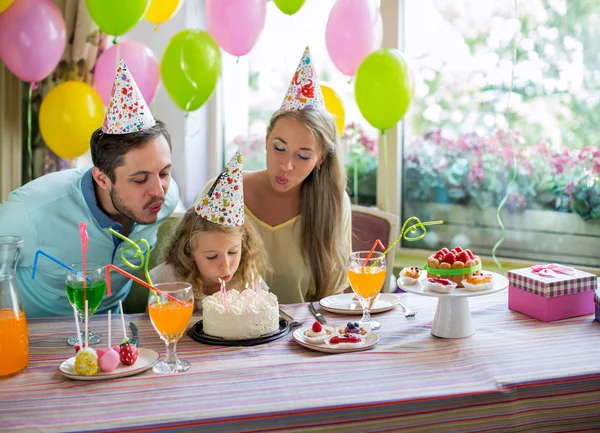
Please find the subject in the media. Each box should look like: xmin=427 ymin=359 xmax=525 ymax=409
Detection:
xmin=251 ymin=272 xmax=255 ymax=294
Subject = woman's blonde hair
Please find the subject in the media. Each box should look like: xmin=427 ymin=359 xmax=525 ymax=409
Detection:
xmin=164 ymin=208 xmax=269 ymax=301
xmin=267 ymin=109 xmax=348 ymax=299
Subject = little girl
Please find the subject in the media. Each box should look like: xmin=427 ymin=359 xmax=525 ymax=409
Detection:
xmin=150 ymin=152 xmax=269 ymax=309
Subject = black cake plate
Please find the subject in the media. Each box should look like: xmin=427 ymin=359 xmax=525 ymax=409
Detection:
xmin=187 ymin=318 xmax=291 ymax=347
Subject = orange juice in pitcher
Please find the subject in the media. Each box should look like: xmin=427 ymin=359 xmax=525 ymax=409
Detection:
xmin=0 ymin=236 xmax=29 ymax=378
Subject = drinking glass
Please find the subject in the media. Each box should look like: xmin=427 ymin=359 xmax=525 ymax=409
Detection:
xmin=148 ymin=282 xmax=194 ymax=374
xmin=348 ymin=251 xmax=387 ymax=330
xmin=66 ymin=263 xmax=106 ymax=345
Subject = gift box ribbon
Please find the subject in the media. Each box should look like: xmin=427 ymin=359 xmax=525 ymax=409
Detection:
xmin=531 ymin=264 xmax=574 ymax=278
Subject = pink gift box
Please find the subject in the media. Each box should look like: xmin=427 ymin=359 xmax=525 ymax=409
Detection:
xmin=594 ymin=290 xmax=600 ymax=322
xmin=508 ymin=267 xmax=597 ymax=322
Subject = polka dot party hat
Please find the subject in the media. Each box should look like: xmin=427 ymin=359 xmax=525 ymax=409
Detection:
xmin=280 ymin=46 xmax=325 ymax=111
xmin=195 ymin=151 xmax=244 ymax=227
xmin=102 ymin=58 xmax=156 ymax=134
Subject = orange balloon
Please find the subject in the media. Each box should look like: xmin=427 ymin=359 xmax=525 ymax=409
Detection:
xmin=320 ymin=84 xmax=345 ymax=137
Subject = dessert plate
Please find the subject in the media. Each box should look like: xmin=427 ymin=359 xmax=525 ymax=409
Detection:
xmin=58 ymin=348 xmax=159 ymax=381
xmin=319 ymin=293 xmax=399 ymax=315
xmin=187 ymin=318 xmax=291 ymax=347
xmin=292 ymin=326 xmax=379 ymax=354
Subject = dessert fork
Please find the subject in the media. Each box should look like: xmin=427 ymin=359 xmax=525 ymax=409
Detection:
xmin=398 ymin=301 xmax=417 ymax=318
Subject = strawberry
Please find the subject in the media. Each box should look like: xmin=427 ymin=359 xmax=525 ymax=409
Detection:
xmin=457 ymin=251 xmax=470 ymax=263
xmin=119 ymin=342 xmax=139 ymax=366
xmin=433 ymin=250 xmax=445 ymax=261
xmin=465 ymin=249 xmax=474 ymax=260
xmin=75 ymin=345 xmax=81 ymax=353
xmin=453 ymin=246 xmax=463 ymax=253
xmin=312 ymin=321 xmax=322 ymax=333
xmin=441 ymin=248 xmax=450 ymax=255
xmin=442 ymin=252 xmax=456 ymax=264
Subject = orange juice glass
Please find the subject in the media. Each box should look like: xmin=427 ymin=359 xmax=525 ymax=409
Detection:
xmin=148 ymin=282 xmax=193 ymax=374
xmin=0 ymin=309 xmax=28 ymax=377
xmin=348 ymin=251 xmax=386 ymax=330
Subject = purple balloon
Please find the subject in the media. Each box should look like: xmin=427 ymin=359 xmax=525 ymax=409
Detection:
xmin=206 ymin=0 xmax=266 ymax=57
xmin=325 ymin=0 xmax=383 ymax=76
xmin=94 ymin=40 xmax=160 ymax=106
xmin=0 ymin=0 xmax=66 ymax=83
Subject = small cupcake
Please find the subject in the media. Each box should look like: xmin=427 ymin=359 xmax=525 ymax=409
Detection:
xmin=337 ymin=321 xmax=370 ymax=337
xmin=325 ymin=334 xmax=365 ymax=349
xmin=303 ymin=322 xmax=334 ymax=344
xmin=462 ymin=274 xmax=494 ymax=292
xmin=424 ymin=277 xmax=457 ymax=294
xmin=399 ymin=266 xmax=421 ymax=285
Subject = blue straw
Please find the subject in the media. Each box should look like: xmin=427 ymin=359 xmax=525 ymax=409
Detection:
xmin=31 ymin=250 xmax=92 ymax=282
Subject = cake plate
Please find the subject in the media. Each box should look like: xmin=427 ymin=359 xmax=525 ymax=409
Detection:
xmin=398 ymin=271 xmax=508 ymax=338
xmin=187 ymin=318 xmax=291 ymax=347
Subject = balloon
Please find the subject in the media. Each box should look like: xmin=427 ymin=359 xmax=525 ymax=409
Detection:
xmin=320 ymin=84 xmax=345 ymax=137
xmin=161 ymin=30 xmax=222 ymax=112
xmin=86 ymin=0 xmax=150 ymax=36
xmin=325 ymin=0 xmax=382 ymax=76
xmin=0 ymin=0 xmax=15 ymax=13
xmin=273 ymin=0 xmax=306 ymax=15
xmin=0 ymin=0 xmax=66 ymax=83
xmin=354 ymin=49 xmax=415 ymax=131
xmin=94 ymin=41 xmax=160 ymax=106
xmin=206 ymin=0 xmax=266 ymax=57
xmin=145 ymin=0 xmax=183 ymax=25
xmin=39 ymin=81 xmax=105 ymax=159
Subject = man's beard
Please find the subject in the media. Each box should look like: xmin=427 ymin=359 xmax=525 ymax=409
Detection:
xmin=109 ymin=187 xmax=162 ymax=225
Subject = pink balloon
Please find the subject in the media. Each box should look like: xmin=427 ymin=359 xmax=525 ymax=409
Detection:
xmin=94 ymin=40 xmax=160 ymax=106
xmin=206 ymin=0 xmax=266 ymax=57
xmin=0 ymin=0 xmax=66 ymax=83
xmin=325 ymin=0 xmax=383 ymax=76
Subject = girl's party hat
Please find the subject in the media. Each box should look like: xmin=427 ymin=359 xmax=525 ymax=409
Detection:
xmin=102 ymin=58 xmax=156 ymax=134
xmin=280 ymin=46 xmax=325 ymax=112
xmin=195 ymin=152 xmax=244 ymax=227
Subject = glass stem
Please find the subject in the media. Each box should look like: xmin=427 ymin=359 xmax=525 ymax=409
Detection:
xmin=165 ymin=340 xmax=178 ymax=364
xmin=361 ymin=304 xmax=372 ymax=324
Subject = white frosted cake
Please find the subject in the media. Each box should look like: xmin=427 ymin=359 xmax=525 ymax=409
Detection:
xmin=202 ymin=288 xmax=279 ymax=339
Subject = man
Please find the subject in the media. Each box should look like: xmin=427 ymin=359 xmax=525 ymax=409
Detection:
xmin=0 ymin=59 xmax=179 ymax=318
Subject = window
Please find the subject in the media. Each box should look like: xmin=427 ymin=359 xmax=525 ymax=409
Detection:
xmin=221 ymin=0 xmax=379 ymax=204
xmin=402 ymin=0 xmax=600 ymax=266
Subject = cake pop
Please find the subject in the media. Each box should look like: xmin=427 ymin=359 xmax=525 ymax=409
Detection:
xmin=97 ymin=311 xmax=120 ymax=373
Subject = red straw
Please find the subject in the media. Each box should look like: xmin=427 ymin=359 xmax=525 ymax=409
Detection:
xmin=105 ymin=264 xmax=187 ymax=306
xmin=363 ymin=239 xmax=386 ymax=266
xmin=79 ymin=222 xmax=88 ymax=307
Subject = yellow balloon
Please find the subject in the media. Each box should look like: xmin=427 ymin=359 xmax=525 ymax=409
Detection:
xmin=145 ymin=0 xmax=184 ymax=25
xmin=0 ymin=0 xmax=14 ymax=13
xmin=320 ymin=84 xmax=345 ymax=137
xmin=39 ymin=81 xmax=104 ymax=159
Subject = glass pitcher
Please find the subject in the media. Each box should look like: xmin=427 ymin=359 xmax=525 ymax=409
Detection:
xmin=0 ymin=236 xmax=29 ymax=377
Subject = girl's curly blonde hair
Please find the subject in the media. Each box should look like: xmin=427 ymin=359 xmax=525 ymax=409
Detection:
xmin=164 ymin=208 xmax=270 ymax=301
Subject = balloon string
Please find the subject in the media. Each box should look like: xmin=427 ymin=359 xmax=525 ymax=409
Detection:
xmin=27 ymin=83 xmax=33 ymax=182
xmin=491 ymin=0 xmax=520 ymax=272
xmin=382 ymin=129 xmax=390 ymax=212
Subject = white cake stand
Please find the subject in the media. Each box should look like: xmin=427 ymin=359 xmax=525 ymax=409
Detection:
xmin=398 ymin=271 xmax=508 ymax=339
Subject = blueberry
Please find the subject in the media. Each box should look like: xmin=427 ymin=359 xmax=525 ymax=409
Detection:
xmin=347 ymin=322 xmax=355 ymax=329
xmin=353 ymin=322 xmax=360 ymax=328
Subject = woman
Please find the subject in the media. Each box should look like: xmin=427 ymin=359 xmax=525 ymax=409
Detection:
xmin=241 ymin=47 xmax=352 ymax=304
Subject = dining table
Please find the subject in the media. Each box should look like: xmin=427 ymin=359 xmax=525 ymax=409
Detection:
xmin=1 ymin=288 xmax=600 ymax=432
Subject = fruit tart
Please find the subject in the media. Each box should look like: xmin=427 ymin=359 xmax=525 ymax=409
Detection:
xmin=423 ymin=277 xmax=457 ymax=294
xmin=399 ymin=266 xmax=421 ymax=285
xmin=427 ymin=246 xmax=481 ymax=287
xmin=303 ymin=321 xmax=334 ymax=344
xmin=461 ymin=274 xmax=494 ymax=292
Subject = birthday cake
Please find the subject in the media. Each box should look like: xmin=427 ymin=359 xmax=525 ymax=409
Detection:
xmin=202 ymin=289 xmax=280 ymax=340
xmin=426 ymin=246 xmax=481 ymax=287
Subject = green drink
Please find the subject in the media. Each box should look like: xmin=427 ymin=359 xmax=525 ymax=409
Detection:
xmin=65 ymin=280 xmax=106 ymax=316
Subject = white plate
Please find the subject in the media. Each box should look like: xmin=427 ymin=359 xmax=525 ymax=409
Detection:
xmin=58 ymin=348 xmax=159 ymax=381
xmin=292 ymin=327 xmax=379 ymax=354
xmin=398 ymin=272 xmax=508 ymax=298
xmin=319 ymin=293 xmax=399 ymax=315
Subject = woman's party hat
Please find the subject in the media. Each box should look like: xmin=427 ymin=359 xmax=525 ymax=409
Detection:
xmin=280 ymin=46 xmax=325 ymax=111
xmin=196 ymin=152 xmax=244 ymax=227
xmin=102 ymin=59 xmax=156 ymax=134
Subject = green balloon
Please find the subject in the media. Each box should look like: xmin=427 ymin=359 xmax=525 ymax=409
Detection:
xmin=273 ymin=0 xmax=306 ymax=15
xmin=354 ymin=49 xmax=415 ymax=131
xmin=86 ymin=0 xmax=150 ymax=36
xmin=161 ymin=30 xmax=222 ymax=112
